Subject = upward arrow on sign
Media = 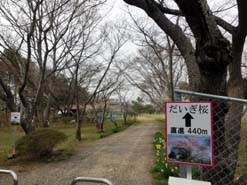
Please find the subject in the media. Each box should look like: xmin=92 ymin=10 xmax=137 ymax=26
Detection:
xmin=182 ymin=113 xmax=194 ymax=127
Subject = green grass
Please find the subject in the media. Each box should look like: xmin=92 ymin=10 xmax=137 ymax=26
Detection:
xmin=236 ymin=113 xmax=247 ymax=179
xmin=140 ymin=114 xmax=165 ymax=120
xmin=0 ymin=117 xmax=136 ymax=169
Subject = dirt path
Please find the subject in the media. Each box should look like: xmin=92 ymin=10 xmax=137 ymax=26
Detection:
xmin=1 ymin=118 xmax=159 ymax=185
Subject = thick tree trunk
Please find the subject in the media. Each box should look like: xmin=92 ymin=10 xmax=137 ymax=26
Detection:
xmin=194 ymin=35 xmax=233 ymax=184
xmin=196 ymin=39 xmax=232 ymax=185
xmin=172 ymin=1 xmax=234 ymax=184
xmin=199 ymin=58 xmax=231 ymax=185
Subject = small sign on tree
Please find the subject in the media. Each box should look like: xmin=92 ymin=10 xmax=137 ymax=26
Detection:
xmin=10 ymin=112 xmax=21 ymax=125
xmin=165 ymin=102 xmax=214 ymax=167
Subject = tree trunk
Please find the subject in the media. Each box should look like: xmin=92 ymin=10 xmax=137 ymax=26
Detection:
xmin=123 ymin=111 xmax=127 ymax=125
xmin=21 ymin=80 xmax=44 ymax=133
xmin=197 ymin=39 xmax=232 ymax=185
xmin=99 ymin=100 xmax=108 ymax=133
xmin=42 ymin=92 xmax=52 ymax=128
xmin=169 ymin=0 xmax=234 ymax=183
xmin=75 ymin=93 xmax=81 ymax=141
xmin=167 ymin=36 xmax=175 ymax=101
xmin=4 ymin=106 xmax=9 ymax=126
xmin=21 ymin=107 xmax=35 ymax=134
xmin=74 ymin=62 xmax=82 ymax=141
xmin=75 ymin=119 xmax=81 ymax=141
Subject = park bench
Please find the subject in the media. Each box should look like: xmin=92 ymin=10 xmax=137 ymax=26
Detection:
xmin=0 ymin=169 xmax=113 ymax=185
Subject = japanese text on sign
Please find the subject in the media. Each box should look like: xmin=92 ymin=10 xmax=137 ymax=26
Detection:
xmin=168 ymin=104 xmax=209 ymax=114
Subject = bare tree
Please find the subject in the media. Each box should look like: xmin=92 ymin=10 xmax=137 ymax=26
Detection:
xmin=0 ymin=0 xmax=106 ymax=133
xmin=93 ymin=76 xmax=122 ymax=132
xmin=66 ymin=22 xmax=128 ymax=141
xmin=123 ymin=20 xmax=185 ymax=110
xmin=117 ymin=86 xmax=131 ymax=125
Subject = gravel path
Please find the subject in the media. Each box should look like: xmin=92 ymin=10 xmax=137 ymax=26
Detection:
xmin=1 ymin=118 xmax=159 ymax=185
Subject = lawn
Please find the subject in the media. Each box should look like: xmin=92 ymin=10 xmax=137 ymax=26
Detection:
xmin=236 ymin=113 xmax=247 ymax=179
xmin=0 ymin=117 xmax=136 ymax=169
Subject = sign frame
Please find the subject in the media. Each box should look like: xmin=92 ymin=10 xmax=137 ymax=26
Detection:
xmin=10 ymin=112 xmax=21 ymax=126
xmin=165 ymin=101 xmax=214 ymax=167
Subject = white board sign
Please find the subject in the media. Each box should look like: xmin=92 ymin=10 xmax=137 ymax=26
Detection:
xmin=10 ymin=112 xmax=21 ymax=125
xmin=169 ymin=177 xmax=211 ymax=185
xmin=165 ymin=102 xmax=214 ymax=167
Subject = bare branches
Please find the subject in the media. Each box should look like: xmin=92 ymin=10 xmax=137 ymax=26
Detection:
xmin=212 ymin=3 xmax=237 ymax=14
xmin=124 ymin=12 xmax=185 ymax=106
xmin=125 ymin=0 xmax=238 ymax=35
xmin=0 ymin=0 xmax=110 ymax=133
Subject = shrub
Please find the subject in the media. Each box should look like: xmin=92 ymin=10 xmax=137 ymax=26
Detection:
xmin=152 ymin=131 xmax=201 ymax=183
xmin=152 ymin=131 xmax=179 ymax=180
xmin=16 ymin=128 xmax=67 ymax=159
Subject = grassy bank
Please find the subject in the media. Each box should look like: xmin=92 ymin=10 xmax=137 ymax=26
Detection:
xmin=0 ymin=118 xmax=136 ymax=169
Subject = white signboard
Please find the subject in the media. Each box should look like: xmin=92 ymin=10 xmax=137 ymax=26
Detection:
xmin=10 ymin=112 xmax=21 ymax=125
xmin=169 ymin=177 xmax=211 ymax=185
xmin=165 ymin=102 xmax=214 ymax=167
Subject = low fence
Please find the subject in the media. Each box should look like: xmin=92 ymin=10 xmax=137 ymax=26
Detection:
xmin=175 ymin=89 xmax=247 ymax=185
xmin=0 ymin=169 xmax=113 ymax=185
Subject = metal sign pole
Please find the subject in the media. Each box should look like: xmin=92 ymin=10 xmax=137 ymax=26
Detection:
xmin=13 ymin=126 xmax=17 ymax=156
xmin=10 ymin=112 xmax=21 ymax=158
xmin=186 ymin=166 xmax=192 ymax=179
xmin=174 ymin=91 xmax=192 ymax=180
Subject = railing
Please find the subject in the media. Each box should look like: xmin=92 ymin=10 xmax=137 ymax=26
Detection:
xmin=71 ymin=177 xmax=113 ymax=185
xmin=0 ymin=169 xmax=18 ymax=185
xmin=0 ymin=169 xmax=113 ymax=185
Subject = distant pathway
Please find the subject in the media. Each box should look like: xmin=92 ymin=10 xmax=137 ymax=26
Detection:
xmin=1 ymin=117 xmax=159 ymax=185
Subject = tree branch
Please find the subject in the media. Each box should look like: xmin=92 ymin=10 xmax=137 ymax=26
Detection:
xmin=214 ymin=16 xmax=236 ymax=34
xmin=142 ymin=0 xmax=237 ymax=35
xmin=123 ymin=0 xmax=200 ymax=91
